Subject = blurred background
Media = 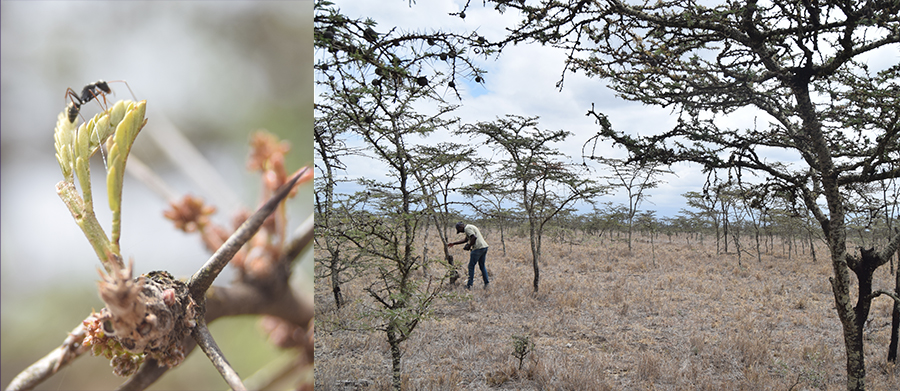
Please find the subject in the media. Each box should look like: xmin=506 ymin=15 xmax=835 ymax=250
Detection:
xmin=1 ymin=1 xmax=313 ymax=389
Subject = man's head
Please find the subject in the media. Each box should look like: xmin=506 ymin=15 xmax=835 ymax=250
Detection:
xmin=455 ymin=221 xmax=466 ymax=233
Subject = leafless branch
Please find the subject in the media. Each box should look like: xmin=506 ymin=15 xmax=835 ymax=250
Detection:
xmin=867 ymin=289 xmax=900 ymax=304
xmin=191 ymin=319 xmax=246 ymax=391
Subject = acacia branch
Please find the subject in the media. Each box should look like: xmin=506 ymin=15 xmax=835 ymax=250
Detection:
xmin=116 ymin=275 xmax=313 ymax=391
xmin=866 ymin=290 xmax=900 ymax=305
xmin=4 ymin=324 xmax=89 ymax=391
xmin=188 ymin=167 xmax=309 ymax=299
xmin=9 ymin=168 xmax=312 ymax=391
xmin=281 ymin=214 xmax=314 ymax=267
xmin=192 ymin=319 xmax=246 ymax=391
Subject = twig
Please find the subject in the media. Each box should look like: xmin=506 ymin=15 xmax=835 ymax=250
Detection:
xmin=187 ymin=168 xmax=309 ymax=298
xmin=867 ymin=289 xmax=900 ymax=304
xmin=191 ymin=319 xmax=247 ymax=391
xmin=280 ymin=214 xmax=314 ymax=266
xmin=5 ymin=324 xmax=89 ymax=391
xmin=5 ymin=348 xmax=69 ymax=391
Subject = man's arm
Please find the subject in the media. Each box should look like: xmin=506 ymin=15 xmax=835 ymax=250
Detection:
xmin=447 ymin=236 xmax=471 ymax=247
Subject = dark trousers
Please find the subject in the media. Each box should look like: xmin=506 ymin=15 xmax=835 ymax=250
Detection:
xmin=467 ymin=247 xmax=489 ymax=287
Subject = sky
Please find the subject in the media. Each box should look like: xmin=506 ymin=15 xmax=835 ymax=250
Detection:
xmin=320 ymin=1 xmax=899 ymax=221
xmin=319 ymin=0 xmax=762 ymax=218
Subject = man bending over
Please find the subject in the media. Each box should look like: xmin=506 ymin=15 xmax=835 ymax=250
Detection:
xmin=448 ymin=221 xmax=489 ymax=290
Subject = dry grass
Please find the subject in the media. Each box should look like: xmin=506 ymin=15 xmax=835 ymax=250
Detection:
xmin=314 ymin=231 xmax=900 ymax=390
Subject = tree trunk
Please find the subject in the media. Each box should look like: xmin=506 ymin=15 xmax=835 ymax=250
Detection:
xmin=889 ymin=261 xmax=899 ymax=362
xmin=500 ymin=216 xmax=507 ymax=256
xmin=715 ymin=216 xmax=721 ymax=254
xmin=330 ymin=252 xmax=343 ymax=308
xmin=627 ymin=218 xmax=633 ymax=252
xmin=387 ymin=327 xmax=402 ymax=391
xmin=723 ymin=211 xmax=729 ymax=253
xmin=530 ymin=220 xmax=541 ymax=293
xmin=830 ymin=248 xmax=885 ymax=391
xmin=755 ymin=230 xmax=762 ymax=263
xmin=825 ymin=229 xmax=865 ymax=391
xmin=790 ymin=71 xmax=869 ymax=389
xmin=809 ymin=231 xmax=818 ymax=263
xmin=788 ymin=234 xmax=793 ymax=262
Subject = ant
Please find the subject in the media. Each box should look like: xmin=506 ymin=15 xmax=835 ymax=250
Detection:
xmin=63 ymin=80 xmax=137 ymax=169
xmin=64 ymin=80 xmax=136 ymax=123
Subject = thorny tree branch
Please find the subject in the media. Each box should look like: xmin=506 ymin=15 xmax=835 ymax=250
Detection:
xmin=116 ymin=213 xmax=315 ymax=390
xmin=187 ymin=167 xmax=309 ymax=299
xmin=192 ymin=319 xmax=246 ymax=391
xmin=6 ymin=168 xmax=312 ymax=391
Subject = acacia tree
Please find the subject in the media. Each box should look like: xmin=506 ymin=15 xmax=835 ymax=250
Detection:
xmin=410 ymin=142 xmax=481 ymax=279
xmin=458 ymin=180 xmax=518 ymax=256
xmin=590 ymin=157 xmax=670 ymax=252
xmin=479 ymin=1 xmax=900 ymax=389
xmin=590 ymin=201 xmax=630 ymax=243
xmin=320 ymin=78 xmax=454 ymax=390
xmin=636 ymin=210 xmax=659 ymax=266
xmin=702 ymin=179 xmax=752 ymax=265
xmin=314 ymin=114 xmax=364 ymax=309
xmin=682 ymin=191 xmax=719 ymax=247
xmin=314 ymin=2 xmax=490 ymax=388
xmin=459 ymin=115 xmax=606 ymax=293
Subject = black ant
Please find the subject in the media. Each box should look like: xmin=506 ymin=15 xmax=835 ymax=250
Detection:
xmin=63 ymin=80 xmax=137 ymax=169
xmin=64 ymin=80 xmax=136 ymax=123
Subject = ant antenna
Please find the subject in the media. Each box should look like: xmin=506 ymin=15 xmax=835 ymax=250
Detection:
xmin=104 ymin=79 xmax=138 ymax=101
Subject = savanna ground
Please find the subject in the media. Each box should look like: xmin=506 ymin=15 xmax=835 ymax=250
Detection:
xmin=315 ymin=229 xmax=900 ymax=390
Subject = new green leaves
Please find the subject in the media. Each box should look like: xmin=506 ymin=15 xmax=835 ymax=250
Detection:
xmin=53 ymin=99 xmax=147 ymax=272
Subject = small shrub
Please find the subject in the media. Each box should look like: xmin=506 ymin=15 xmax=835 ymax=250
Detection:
xmin=511 ymin=334 xmax=535 ymax=370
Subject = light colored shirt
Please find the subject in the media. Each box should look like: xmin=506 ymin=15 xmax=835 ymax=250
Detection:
xmin=465 ymin=224 xmax=488 ymax=250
